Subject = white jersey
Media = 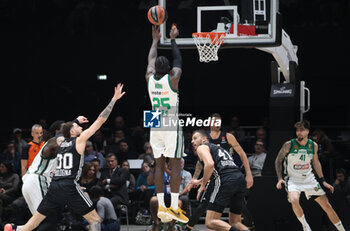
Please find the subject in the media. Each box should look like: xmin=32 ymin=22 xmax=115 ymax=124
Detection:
xmin=148 ymin=74 xmax=184 ymax=159
xmin=22 ymin=142 xmax=58 ymax=214
xmin=148 ymin=74 xmax=179 ymax=119
xmin=284 ymin=138 xmax=315 ymax=182
xmin=23 ymin=142 xmax=57 ymax=186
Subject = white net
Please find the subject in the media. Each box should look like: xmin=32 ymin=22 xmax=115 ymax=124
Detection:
xmin=192 ymin=32 xmax=225 ymax=63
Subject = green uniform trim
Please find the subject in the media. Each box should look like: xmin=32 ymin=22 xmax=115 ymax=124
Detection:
xmin=174 ymin=122 xmax=179 ymax=158
xmin=289 ymin=138 xmax=314 ymax=155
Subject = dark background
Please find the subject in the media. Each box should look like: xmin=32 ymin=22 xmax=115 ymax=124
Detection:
xmin=1 ymin=0 xmax=350 ymax=140
xmin=1 ymin=1 xmax=350 ymax=230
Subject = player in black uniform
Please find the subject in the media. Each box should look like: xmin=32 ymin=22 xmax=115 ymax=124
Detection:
xmin=184 ymin=114 xmax=253 ymax=231
xmin=18 ymin=83 xmax=126 ymax=231
xmin=191 ymin=130 xmax=249 ymax=231
xmin=208 ymin=113 xmax=253 ymax=186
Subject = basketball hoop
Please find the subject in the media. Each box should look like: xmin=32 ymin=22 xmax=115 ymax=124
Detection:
xmin=192 ymin=32 xmax=226 ymax=63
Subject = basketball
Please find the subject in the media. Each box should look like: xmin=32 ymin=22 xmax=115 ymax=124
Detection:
xmin=147 ymin=5 xmax=168 ymax=26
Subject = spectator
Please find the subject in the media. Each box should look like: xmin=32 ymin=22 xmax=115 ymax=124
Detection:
xmin=7 ymin=196 xmax=28 ymax=226
xmin=136 ymin=162 xmax=155 ymax=211
xmin=138 ymin=142 xmax=154 ymax=165
xmin=79 ymin=163 xmax=99 ymax=194
xmin=109 ymin=129 xmax=126 ymax=146
xmin=312 ymin=129 xmax=336 ymax=181
xmin=112 ymin=115 xmax=132 ymax=138
xmin=243 ymin=127 xmax=268 ymax=154
xmin=312 ymin=129 xmax=335 ymax=158
xmin=91 ymin=158 xmax=102 ymax=179
xmin=85 ymin=141 xmax=106 ymax=169
xmin=91 ymin=130 xmax=108 ymax=154
xmin=105 ymin=129 xmax=127 ymax=155
xmin=179 ymin=158 xmax=192 ymax=213
xmin=1 ymin=142 xmax=21 ymax=175
xmin=116 ymin=140 xmax=138 ymax=163
xmin=244 ymin=127 xmax=268 ymax=154
xmin=248 ymin=139 xmax=267 ymax=176
xmin=12 ymin=128 xmax=27 ymax=157
xmin=226 ymin=116 xmax=246 ymax=142
xmin=112 ymin=116 xmax=136 ymax=151
xmin=100 ymin=153 xmax=129 ymax=207
xmin=255 ymin=127 xmax=268 ymax=147
xmin=333 ymin=168 xmax=350 ymax=203
xmin=131 ymin=120 xmax=148 ymax=154
xmin=21 ymin=124 xmax=44 ymax=176
xmin=89 ymin=186 xmax=120 ymax=231
xmin=121 ymin=160 xmax=136 ymax=194
xmin=183 ymin=129 xmax=197 ymax=169
xmin=0 ymin=161 xmax=21 ymax=220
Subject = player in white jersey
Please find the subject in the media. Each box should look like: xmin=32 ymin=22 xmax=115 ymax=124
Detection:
xmin=275 ymin=120 xmax=345 ymax=231
xmin=145 ymin=25 xmax=188 ymax=225
xmin=4 ymin=116 xmax=88 ymax=231
xmin=22 ymin=141 xmax=59 ymax=215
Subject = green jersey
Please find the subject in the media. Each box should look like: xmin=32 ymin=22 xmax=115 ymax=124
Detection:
xmin=147 ymin=74 xmax=179 ymax=118
xmin=284 ymin=138 xmax=315 ymax=181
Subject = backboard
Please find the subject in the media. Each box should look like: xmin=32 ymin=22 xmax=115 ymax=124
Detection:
xmin=158 ymin=0 xmax=281 ymax=48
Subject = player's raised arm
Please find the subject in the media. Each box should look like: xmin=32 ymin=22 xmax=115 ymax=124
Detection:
xmin=169 ymin=25 xmax=182 ymax=91
xmin=77 ymin=84 xmax=125 ymax=150
xmin=169 ymin=25 xmax=182 ymax=76
xmin=42 ymin=116 xmax=88 ymax=158
xmin=275 ymin=141 xmax=291 ymax=189
xmin=146 ymin=25 xmax=161 ymax=81
xmin=41 ymin=137 xmax=64 ymax=159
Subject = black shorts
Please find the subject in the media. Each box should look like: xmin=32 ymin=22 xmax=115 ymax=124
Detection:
xmin=37 ymin=179 xmax=94 ymax=216
xmin=204 ymin=171 xmax=246 ymax=214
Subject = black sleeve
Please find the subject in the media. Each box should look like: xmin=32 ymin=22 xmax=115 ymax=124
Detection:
xmin=171 ymin=39 xmax=182 ymax=68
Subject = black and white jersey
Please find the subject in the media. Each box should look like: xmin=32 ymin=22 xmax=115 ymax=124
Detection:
xmin=53 ymin=137 xmax=84 ymax=181
xmin=204 ymin=142 xmax=239 ymax=178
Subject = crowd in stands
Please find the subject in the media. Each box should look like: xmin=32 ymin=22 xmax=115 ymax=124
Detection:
xmin=0 ymin=114 xmax=349 ymax=230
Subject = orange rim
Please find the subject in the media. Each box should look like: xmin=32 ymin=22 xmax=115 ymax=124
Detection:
xmin=192 ymin=32 xmax=226 ymax=44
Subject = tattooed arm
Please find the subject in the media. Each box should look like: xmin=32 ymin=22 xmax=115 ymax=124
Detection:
xmin=76 ymin=84 xmax=126 ymax=154
xmin=181 ymin=160 xmax=203 ymax=195
xmin=193 ymin=160 xmax=204 ymax=180
xmin=275 ymin=141 xmax=291 ymax=189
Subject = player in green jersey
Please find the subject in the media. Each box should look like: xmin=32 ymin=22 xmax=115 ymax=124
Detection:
xmin=275 ymin=120 xmax=345 ymax=231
